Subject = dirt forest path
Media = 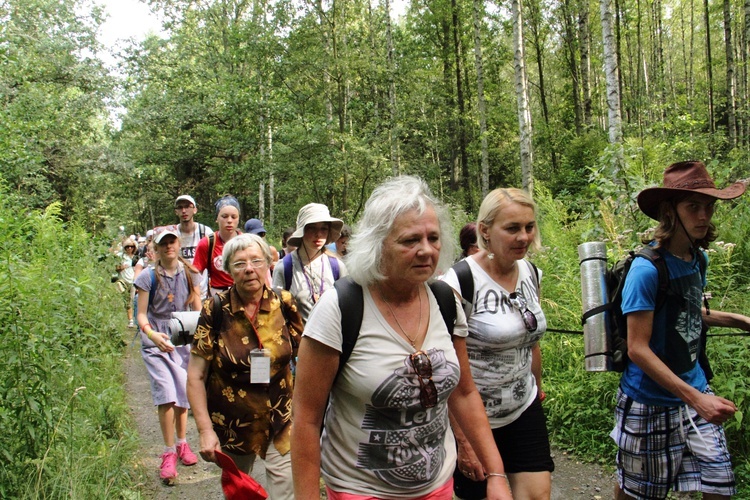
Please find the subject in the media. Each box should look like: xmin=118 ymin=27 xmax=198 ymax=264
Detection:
xmin=124 ymin=338 xmax=615 ymax=499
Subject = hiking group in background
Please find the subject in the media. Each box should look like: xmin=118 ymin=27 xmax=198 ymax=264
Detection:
xmin=111 ymin=160 xmax=750 ymax=499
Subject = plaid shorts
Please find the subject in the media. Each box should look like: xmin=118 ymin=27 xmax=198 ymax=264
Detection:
xmin=611 ymin=387 xmax=735 ymax=499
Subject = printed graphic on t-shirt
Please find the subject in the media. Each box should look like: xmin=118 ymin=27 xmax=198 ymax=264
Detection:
xmin=356 ymin=349 xmax=459 ymax=489
xmin=662 ymin=273 xmax=703 ymax=373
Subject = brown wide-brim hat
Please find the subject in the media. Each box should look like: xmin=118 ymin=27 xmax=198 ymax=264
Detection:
xmin=637 ymin=161 xmax=746 ymax=220
xmin=286 ymin=203 xmax=344 ymax=248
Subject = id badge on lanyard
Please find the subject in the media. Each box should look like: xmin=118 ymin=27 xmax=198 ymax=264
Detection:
xmin=250 ymin=348 xmax=271 ymax=384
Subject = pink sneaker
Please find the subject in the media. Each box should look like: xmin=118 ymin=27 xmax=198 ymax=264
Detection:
xmin=176 ymin=442 xmax=198 ymax=466
xmin=159 ymin=451 xmax=178 ymax=485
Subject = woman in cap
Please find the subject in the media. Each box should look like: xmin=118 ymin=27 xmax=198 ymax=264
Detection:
xmin=272 ymin=203 xmax=347 ymax=321
xmin=188 ymin=234 xmax=304 ymax=500
xmin=134 ymin=226 xmax=202 ymax=485
xmin=613 ymin=160 xmax=750 ymax=499
xmin=193 ymin=195 xmax=242 ymax=296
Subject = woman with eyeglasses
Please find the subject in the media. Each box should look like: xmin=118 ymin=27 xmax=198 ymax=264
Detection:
xmin=442 ymin=188 xmax=553 ymax=500
xmin=291 ymin=176 xmax=511 ymax=500
xmin=187 ymin=234 xmax=303 ymax=500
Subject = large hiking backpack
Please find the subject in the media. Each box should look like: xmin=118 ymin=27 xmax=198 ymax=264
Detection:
xmin=581 ymin=246 xmax=708 ymax=373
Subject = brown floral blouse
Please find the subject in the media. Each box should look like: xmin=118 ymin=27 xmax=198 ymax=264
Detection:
xmin=192 ymin=286 xmax=304 ymax=458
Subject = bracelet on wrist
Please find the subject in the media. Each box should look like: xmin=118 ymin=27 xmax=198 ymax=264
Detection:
xmin=486 ymin=472 xmax=507 ymax=479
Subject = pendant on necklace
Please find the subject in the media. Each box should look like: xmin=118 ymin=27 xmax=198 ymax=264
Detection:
xmin=167 ymin=293 xmax=174 ymax=303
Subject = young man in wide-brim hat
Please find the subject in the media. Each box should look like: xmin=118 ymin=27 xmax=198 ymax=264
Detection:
xmin=612 ymin=160 xmax=750 ymax=499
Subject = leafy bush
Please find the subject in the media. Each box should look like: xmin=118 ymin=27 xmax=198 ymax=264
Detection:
xmin=0 ymin=188 xmax=141 ymax=498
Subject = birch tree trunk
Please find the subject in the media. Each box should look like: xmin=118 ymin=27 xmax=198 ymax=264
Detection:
xmin=600 ymin=0 xmax=624 ymax=172
xmin=561 ymin=0 xmax=582 ymax=134
xmin=471 ymin=0 xmax=490 ymax=197
xmin=743 ymin=0 xmax=750 ymax=146
xmin=385 ymin=0 xmax=400 ymax=175
xmin=724 ymin=0 xmax=737 ymax=148
xmin=512 ymin=0 xmax=533 ymax=193
xmin=704 ymin=0 xmax=715 ymax=134
xmin=579 ymin=0 xmax=592 ymax=127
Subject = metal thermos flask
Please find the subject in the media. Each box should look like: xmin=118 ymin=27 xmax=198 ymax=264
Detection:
xmin=578 ymin=242 xmax=612 ymax=371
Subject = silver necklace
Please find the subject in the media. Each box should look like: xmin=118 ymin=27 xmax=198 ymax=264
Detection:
xmin=380 ymin=287 xmax=423 ymax=348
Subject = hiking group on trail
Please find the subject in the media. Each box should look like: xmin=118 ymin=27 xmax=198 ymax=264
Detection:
xmin=111 ymin=160 xmax=750 ymax=499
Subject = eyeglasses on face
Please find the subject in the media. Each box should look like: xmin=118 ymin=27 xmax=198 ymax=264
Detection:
xmin=507 ymin=291 xmax=538 ymax=333
xmin=409 ymin=350 xmax=438 ymax=409
xmin=124 ymin=245 xmax=136 ymax=249
xmin=231 ymin=259 xmax=267 ymax=272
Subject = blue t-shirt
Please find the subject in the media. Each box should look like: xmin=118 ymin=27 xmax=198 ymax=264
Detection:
xmin=620 ymin=249 xmax=708 ymax=406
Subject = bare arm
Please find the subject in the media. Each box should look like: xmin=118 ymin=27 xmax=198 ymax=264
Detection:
xmin=627 ymin=311 xmax=736 ymax=424
xmin=135 ymin=286 xmax=174 ymax=352
xmin=531 ymin=342 xmax=545 ymax=401
xmin=186 ymin=354 xmax=221 ymax=463
xmin=702 ymin=308 xmax=750 ymax=330
xmin=448 ymin=336 xmax=513 ymax=499
xmin=291 ymin=337 xmax=340 ymax=500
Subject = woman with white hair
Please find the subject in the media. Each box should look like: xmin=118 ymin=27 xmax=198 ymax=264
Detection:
xmin=291 ymin=176 xmax=512 ymax=500
xmin=272 ymin=202 xmax=347 ymax=321
xmin=188 ymin=233 xmax=304 ymax=500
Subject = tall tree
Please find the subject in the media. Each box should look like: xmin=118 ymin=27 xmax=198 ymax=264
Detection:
xmin=723 ymin=0 xmax=737 ymax=148
xmin=471 ymin=0 xmax=490 ymax=196
xmin=705 ymin=0 xmax=716 ymax=134
xmin=600 ymin=0 xmax=624 ymax=167
xmin=512 ymin=0 xmax=534 ymax=192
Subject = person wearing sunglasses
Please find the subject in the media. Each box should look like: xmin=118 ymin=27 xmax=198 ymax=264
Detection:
xmin=292 ymin=176 xmax=512 ymax=500
xmin=442 ymin=188 xmax=553 ymax=500
xmin=115 ymin=237 xmax=138 ymax=328
xmin=188 ymin=234 xmax=304 ymax=499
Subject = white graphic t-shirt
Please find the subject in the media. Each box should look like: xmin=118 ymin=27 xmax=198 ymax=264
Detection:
xmin=303 ymin=283 xmax=467 ymax=497
xmin=442 ymin=257 xmax=546 ymax=427
xmin=177 ymin=223 xmax=213 ymax=263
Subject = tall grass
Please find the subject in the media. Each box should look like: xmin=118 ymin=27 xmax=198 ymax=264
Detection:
xmin=533 ymin=180 xmax=750 ymax=493
xmin=0 ymin=189 xmax=142 ymax=498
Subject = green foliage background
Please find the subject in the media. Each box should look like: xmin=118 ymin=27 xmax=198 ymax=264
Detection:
xmin=0 ymin=187 xmax=144 ymax=498
xmin=2 ymin=0 xmax=750 ymax=496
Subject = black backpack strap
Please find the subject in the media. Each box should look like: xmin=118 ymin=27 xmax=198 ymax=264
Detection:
xmin=452 ymin=259 xmax=474 ymax=305
xmin=206 ymin=233 xmax=216 ymax=289
xmin=334 ymin=277 xmax=364 ymax=379
xmin=527 ymin=260 xmax=540 ymax=295
xmin=636 ymin=247 xmax=669 ymax=311
xmin=428 ymin=280 xmax=457 ymax=335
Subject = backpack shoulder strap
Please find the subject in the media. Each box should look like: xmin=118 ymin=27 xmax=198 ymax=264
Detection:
xmin=206 ymin=233 xmax=216 ymax=286
xmin=148 ymin=268 xmax=156 ymax=308
xmin=334 ymin=277 xmax=364 ymax=379
xmin=327 ymin=254 xmax=340 ymax=281
xmin=636 ymin=247 xmax=669 ymax=311
xmin=198 ymin=223 xmax=205 ymax=240
xmin=282 ymin=253 xmax=294 ymax=290
xmin=211 ymin=293 xmax=223 ymax=340
xmin=527 ymin=260 xmax=540 ymax=295
xmin=452 ymin=259 xmax=474 ymax=305
xmin=428 ymin=280 xmax=457 ymax=335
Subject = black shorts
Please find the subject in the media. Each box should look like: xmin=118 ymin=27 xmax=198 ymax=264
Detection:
xmin=453 ymin=396 xmax=554 ymax=499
